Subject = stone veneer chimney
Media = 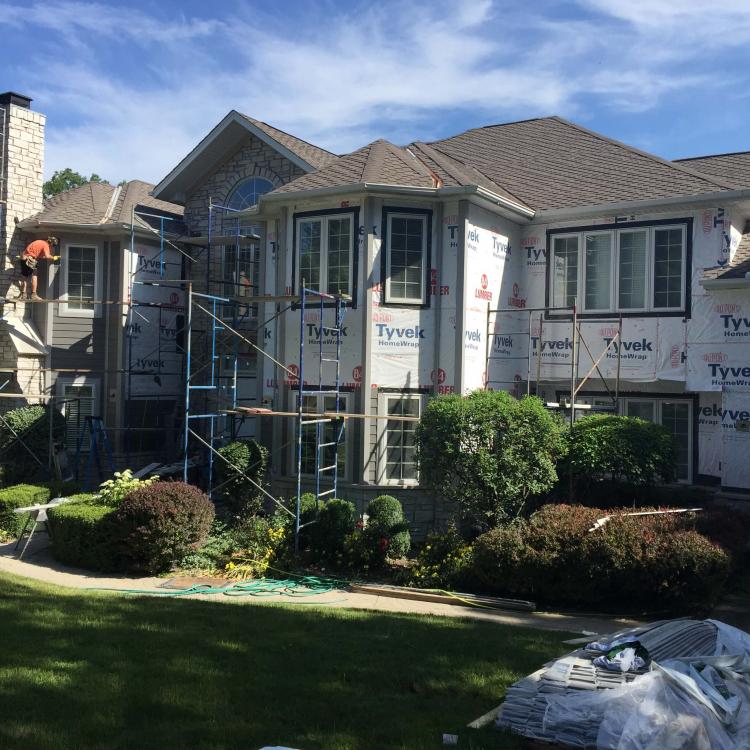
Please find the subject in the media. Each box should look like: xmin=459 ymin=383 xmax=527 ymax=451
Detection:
xmin=0 ymin=92 xmax=45 ymax=272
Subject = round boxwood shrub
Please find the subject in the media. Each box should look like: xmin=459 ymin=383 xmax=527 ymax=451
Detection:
xmin=50 ymin=499 xmax=118 ymax=571
xmin=112 ymin=481 xmax=214 ymax=574
xmin=309 ymin=499 xmax=356 ymax=557
xmin=366 ymin=494 xmax=411 ymax=561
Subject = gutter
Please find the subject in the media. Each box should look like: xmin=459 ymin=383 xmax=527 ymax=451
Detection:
xmin=536 ymin=188 xmax=750 ymax=222
xmin=15 ymin=219 xmax=181 ymax=241
xmin=248 ymin=182 xmax=535 ymax=220
xmin=701 ymin=275 xmax=750 ymax=290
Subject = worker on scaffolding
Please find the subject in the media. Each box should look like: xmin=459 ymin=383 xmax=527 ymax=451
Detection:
xmin=16 ymin=236 xmax=60 ymax=300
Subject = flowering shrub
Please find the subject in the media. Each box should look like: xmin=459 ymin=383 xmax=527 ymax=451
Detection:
xmin=224 ymin=516 xmax=288 ymax=579
xmin=97 ymin=469 xmax=157 ymax=508
xmin=410 ymin=527 xmax=473 ymax=589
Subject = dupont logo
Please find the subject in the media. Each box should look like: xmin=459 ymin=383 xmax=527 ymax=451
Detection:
xmin=353 ymin=365 xmax=362 ymax=383
xmin=703 ymin=210 xmax=713 ymax=234
xmin=599 ymin=326 xmax=619 ymax=338
xmin=431 ymin=368 xmax=446 ymax=385
xmin=474 ymin=274 xmax=492 ymax=301
xmin=670 ymin=345 xmax=680 ymax=368
xmin=715 ymin=303 xmax=740 ymax=315
xmin=287 ymin=364 xmax=299 ymax=379
xmin=703 ymin=352 xmax=728 ymax=363
xmin=507 ymin=282 xmax=526 ymax=309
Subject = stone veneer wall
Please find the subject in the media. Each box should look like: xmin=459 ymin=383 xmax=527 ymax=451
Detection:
xmin=0 ymin=102 xmax=46 ymax=412
xmin=183 ymin=134 xmax=304 ymax=296
xmin=1 ymin=104 xmax=45 ymax=275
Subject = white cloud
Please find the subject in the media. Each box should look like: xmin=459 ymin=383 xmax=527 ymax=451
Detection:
xmin=0 ymin=0 xmax=748 ymax=183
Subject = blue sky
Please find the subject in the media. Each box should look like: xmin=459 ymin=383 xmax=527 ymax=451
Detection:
xmin=1 ymin=0 xmax=749 ymax=184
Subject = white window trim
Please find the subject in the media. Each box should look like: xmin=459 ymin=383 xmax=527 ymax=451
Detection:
xmin=384 ymin=212 xmax=428 ymax=305
xmin=551 ymin=233 xmax=580 ymax=309
xmin=549 ymin=224 xmax=687 ymax=314
xmin=293 ymin=392 xmax=350 ymax=482
xmin=56 ymin=376 xmax=99 ymax=451
xmin=59 ymin=242 xmax=102 ymax=318
xmin=376 ymin=392 xmax=425 ymax=487
xmin=295 ymin=213 xmax=354 ymax=296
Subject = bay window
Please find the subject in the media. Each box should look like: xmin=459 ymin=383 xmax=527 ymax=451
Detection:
xmin=548 ymin=222 xmax=687 ymax=314
xmin=296 ymin=213 xmax=354 ymax=295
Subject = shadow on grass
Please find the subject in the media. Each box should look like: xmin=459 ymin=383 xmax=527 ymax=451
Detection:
xmin=0 ymin=573 xmax=570 ymax=750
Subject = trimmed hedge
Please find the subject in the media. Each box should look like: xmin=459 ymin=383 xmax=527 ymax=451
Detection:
xmin=470 ymin=504 xmax=742 ymax=611
xmin=0 ymin=482 xmax=81 ymax=539
xmin=50 ymin=500 xmax=118 ymax=571
xmin=367 ymin=495 xmax=411 ymax=560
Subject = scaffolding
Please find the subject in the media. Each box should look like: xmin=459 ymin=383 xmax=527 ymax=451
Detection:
xmin=485 ymin=302 xmax=623 ymax=424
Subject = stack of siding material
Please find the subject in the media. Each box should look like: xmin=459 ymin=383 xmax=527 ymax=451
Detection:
xmin=497 ymin=619 xmax=750 ymax=749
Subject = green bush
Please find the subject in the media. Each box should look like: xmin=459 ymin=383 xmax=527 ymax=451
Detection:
xmin=309 ymin=499 xmax=356 ymax=557
xmin=364 ymin=495 xmax=411 ymax=563
xmin=410 ymin=527 xmax=473 ymax=589
xmin=0 ymin=484 xmax=52 ymax=539
xmin=0 ymin=405 xmax=66 ymax=484
xmin=112 ymin=481 xmax=215 ymax=574
xmin=0 ymin=482 xmax=81 ymax=539
xmin=178 ymin=520 xmax=236 ymax=572
xmin=470 ymin=504 xmax=733 ymax=611
xmin=49 ymin=501 xmax=118 ymax=571
xmin=416 ymin=391 xmax=567 ymax=529
xmin=216 ymin=440 xmax=269 ymax=517
xmin=565 ymin=415 xmax=676 ymax=497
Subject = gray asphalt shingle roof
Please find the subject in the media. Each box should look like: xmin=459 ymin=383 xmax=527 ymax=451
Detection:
xmin=239 ymin=114 xmax=339 ymax=170
xmin=674 ymin=151 xmax=750 ymax=189
xmin=22 ymin=181 xmax=184 ymax=228
xmin=271 ymin=139 xmax=439 ymax=194
xmin=427 ymin=116 xmax=731 ymax=211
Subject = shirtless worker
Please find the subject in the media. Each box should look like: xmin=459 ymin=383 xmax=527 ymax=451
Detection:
xmin=17 ymin=236 xmax=60 ymax=300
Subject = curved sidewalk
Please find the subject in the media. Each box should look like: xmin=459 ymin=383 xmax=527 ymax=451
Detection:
xmin=0 ymin=537 xmax=645 ymax=634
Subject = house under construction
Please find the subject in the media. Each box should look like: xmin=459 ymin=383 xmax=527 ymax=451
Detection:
xmin=2 ymin=91 xmax=750 ymax=531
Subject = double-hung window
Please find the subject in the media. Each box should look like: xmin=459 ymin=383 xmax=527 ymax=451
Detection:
xmin=296 ymin=213 xmax=354 ymax=295
xmin=61 ymin=244 xmax=99 ymax=316
xmin=384 ymin=210 xmax=430 ymax=305
xmin=378 ymin=393 xmax=423 ymax=484
xmin=58 ymin=379 xmax=97 ymax=451
xmin=549 ymin=223 xmax=687 ymax=314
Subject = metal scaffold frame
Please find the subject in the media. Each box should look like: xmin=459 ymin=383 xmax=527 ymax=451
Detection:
xmin=484 ymin=301 xmax=623 ymax=424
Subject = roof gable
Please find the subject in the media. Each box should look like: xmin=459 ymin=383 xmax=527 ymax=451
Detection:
xmin=152 ymin=111 xmax=337 ymax=203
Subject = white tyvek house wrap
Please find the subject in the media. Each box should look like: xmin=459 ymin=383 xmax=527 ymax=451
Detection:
xmin=487 ymin=315 xmax=686 ymax=384
xmin=697 ymin=392 xmax=723 ymax=478
xmin=687 ymin=292 xmax=750 ymax=391
xmin=463 ymin=205 xmax=521 ymax=393
xmin=127 ymin=244 xmax=185 ymax=397
xmin=722 ymin=390 xmax=750 ymax=488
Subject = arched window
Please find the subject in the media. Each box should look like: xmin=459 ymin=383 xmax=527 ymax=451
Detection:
xmin=221 ymin=177 xmax=273 ymax=310
xmin=227 ymin=177 xmax=274 ymax=212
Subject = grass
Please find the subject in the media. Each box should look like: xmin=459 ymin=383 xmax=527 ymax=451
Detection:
xmin=0 ymin=572 xmax=571 ymax=750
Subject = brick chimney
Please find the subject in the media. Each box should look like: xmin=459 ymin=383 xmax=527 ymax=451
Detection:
xmin=0 ymin=92 xmax=45 ymax=266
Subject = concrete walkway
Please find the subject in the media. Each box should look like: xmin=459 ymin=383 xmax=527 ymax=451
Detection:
xmin=0 ymin=536 xmax=645 ymax=635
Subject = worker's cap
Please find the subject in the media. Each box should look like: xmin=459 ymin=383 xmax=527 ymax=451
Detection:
xmin=47 ymin=236 xmax=59 ymax=245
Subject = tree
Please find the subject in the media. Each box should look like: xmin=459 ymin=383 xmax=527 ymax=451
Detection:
xmin=416 ymin=391 xmax=567 ymax=530
xmin=43 ymin=168 xmax=109 ymax=198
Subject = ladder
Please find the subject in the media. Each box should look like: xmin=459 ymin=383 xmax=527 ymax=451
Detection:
xmin=75 ymin=416 xmax=115 ymax=490
xmin=294 ymin=284 xmax=347 ymax=553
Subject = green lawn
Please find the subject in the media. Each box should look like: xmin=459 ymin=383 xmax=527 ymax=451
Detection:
xmin=0 ymin=572 xmax=570 ymax=750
